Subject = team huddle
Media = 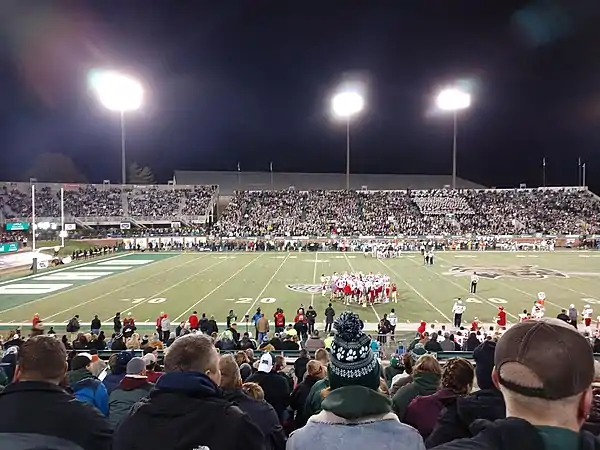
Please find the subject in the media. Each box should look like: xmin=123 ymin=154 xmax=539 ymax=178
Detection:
xmin=321 ymin=272 xmax=397 ymax=306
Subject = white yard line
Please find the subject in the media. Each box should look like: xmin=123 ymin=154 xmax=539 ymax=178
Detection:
xmin=108 ymin=257 xmax=229 ymax=321
xmin=310 ymin=252 xmax=319 ymax=307
xmin=541 ymin=278 xmax=599 ymax=301
xmin=244 ymin=253 xmax=291 ymax=317
xmin=378 ymin=258 xmax=451 ymax=322
xmin=344 ymin=252 xmax=381 ymax=321
xmin=431 ymin=254 xmax=519 ymax=320
xmin=0 ymin=252 xmax=132 ymax=286
xmin=174 ymin=254 xmax=264 ymax=322
xmin=488 ymin=278 xmax=566 ymax=310
xmin=42 ymin=254 xmax=214 ymax=322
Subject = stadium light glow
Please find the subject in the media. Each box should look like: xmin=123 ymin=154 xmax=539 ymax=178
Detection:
xmin=89 ymin=70 xmax=144 ymax=184
xmin=436 ymin=88 xmax=471 ymax=112
xmin=435 ymin=87 xmax=472 ymax=190
xmin=331 ymin=91 xmax=365 ymax=119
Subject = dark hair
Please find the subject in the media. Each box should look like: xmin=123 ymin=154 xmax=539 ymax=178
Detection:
xmin=441 ymin=357 xmax=474 ymax=394
xmin=18 ymin=336 xmax=66 ymax=382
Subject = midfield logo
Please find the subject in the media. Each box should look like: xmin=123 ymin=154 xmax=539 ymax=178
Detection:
xmin=445 ymin=265 xmax=568 ymax=280
xmin=286 ymin=284 xmax=322 ymax=294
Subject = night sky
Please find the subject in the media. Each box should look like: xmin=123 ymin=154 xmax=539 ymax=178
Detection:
xmin=1 ymin=0 xmax=600 ymax=191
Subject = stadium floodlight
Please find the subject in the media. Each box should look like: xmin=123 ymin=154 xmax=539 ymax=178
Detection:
xmin=436 ymin=87 xmax=471 ymax=190
xmin=90 ymin=70 xmax=144 ymax=185
xmin=331 ymin=91 xmax=365 ymax=190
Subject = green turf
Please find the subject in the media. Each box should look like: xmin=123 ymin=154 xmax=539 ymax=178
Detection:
xmin=0 ymin=251 xmax=599 ymax=332
xmin=36 ymin=239 xmax=99 ymax=256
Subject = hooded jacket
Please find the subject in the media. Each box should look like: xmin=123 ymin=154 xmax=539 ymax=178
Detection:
xmin=108 ymin=376 xmax=154 ymax=429
xmin=288 ymin=385 xmax=425 ymax=450
xmin=290 ymin=375 xmax=321 ymax=428
xmin=66 ymin=368 xmax=109 ymax=417
xmin=113 ymin=372 xmax=265 ymax=450
xmin=392 ymin=371 xmax=440 ymax=420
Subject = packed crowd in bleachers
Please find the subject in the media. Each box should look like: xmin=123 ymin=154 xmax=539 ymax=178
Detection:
xmin=1 ymin=307 xmax=599 ymax=450
xmin=127 ymin=187 xmax=184 ymax=218
xmin=216 ymin=188 xmax=600 ymax=237
xmin=64 ymin=186 xmax=124 ymax=217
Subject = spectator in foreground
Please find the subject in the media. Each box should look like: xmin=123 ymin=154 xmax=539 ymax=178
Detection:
xmin=404 ymin=357 xmax=474 ymax=439
xmin=67 ymin=352 xmax=109 ymax=416
xmin=304 ymin=330 xmax=325 ymax=352
xmin=287 ymin=312 xmax=425 ymax=450
xmin=431 ymin=318 xmax=597 ymax=449
xmin=108 ymin=357 xmax=154 ymax=429
xmin=426 ymin=340 xmax=505 ymax=447
xmin=246 ymin=352 xmax=291 ymax=423
xmin=583 ymin=361 xmax=600 ymax=435
xmin=290 ymin=360 xmax=326 ymax=429
xmin=220 ymin=354 xmax=286 ymax=450
xmin=293 ymin=349 xmax=310 ymax=382
xmin=392 ymin=354 xmax=441 ymax=420
xmin=113 ymin=334 xmax=264 ymax=450
xmin=103 ymin=351 xmax=134 ymax=394
xmin=0 ymin=335 xmax=112 ymax=450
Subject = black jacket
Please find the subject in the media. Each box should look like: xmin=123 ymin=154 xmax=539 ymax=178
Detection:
xmin=325 ymin=306 xmax=335 ymax=323
xmin=289 ymin=375 xmax=320 ymax=428
xmin=206 ymin=319 xmax=219 ymax=335
xmin=306 ymin=309 xmax=317 ymax=324
xmin=426 ymin=388 xmax=505 ymax=448
xmin=0 ymin=381 xmax=111 ymax=450
xmin=91 ymin=318 xmax=101 ymax=330
xmin=223 ymin=388 xmax=285 ymax=450
xmin=113 ymin=372 xmax=265 ymax=450
xmin=199 ymin=317 xmax=209 ymax=333
xmin=113 ymin=316 xmax=122 ymax=331
xmin=430 ymin=418 xmax=600 ymax=450
xmin=293 ymin=356 xmax=309 ymax=381
xmin=246 ymin=371 xmax=291 ymax=422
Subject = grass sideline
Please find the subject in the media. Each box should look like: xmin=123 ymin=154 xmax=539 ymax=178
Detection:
xmin=0 ymin=250 xmax=598 ymax=334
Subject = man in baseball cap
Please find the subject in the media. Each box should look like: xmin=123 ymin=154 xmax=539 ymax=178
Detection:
xmin=433 ymin=318 xmax=598 ymax=449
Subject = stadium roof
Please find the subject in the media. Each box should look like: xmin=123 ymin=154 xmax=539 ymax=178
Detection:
xmin=173 ymin=171 xmax=485 ymax=195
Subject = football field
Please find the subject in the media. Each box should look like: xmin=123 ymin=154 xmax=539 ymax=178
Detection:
xmin=0 ymin=250 xmax=599 ymax=333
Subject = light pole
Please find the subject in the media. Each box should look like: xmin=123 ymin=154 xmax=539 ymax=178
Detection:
xmin=436 ymin=88 xmax=471 ymax=189
xmin=90 ymin=70 xmax=143 ymax=184
xmin=331 ymin=91 xmax=364 ymax=190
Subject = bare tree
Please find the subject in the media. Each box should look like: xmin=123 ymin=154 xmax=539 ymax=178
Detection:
xmin=24 ymin=153 xmax=88 ymax=183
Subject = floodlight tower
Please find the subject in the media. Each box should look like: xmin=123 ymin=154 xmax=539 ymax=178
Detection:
xmin=90 ymin=70 xmax=143 ymax=185
xmin=436 ymin=88 xmax=471 ymax=190
xmin=331 ymin=91 xmax=364 ymax=190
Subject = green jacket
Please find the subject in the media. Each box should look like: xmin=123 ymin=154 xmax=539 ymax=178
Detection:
xmin=304 ymin=377 xmax=329 ymax=418
xmin=392 ymin=371 xmax=440 ymax=420
xmin=108 ymin=377 xmax=154 ymax=429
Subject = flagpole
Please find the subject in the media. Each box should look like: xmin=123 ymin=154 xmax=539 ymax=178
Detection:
xmin=31 ymin=184 xmax=36 ymax=252
xmin=542 ymin=157 xmax=546 ymax=187
xmin=578 ymin=157 xmax=582 ymax=186
xmin=270 ymin=162 xmax=273 ymax=188
xmin=237 ymin=162 xmax=240 ymax=188
xmin=583 ymin=163 xmax=586 ymax=187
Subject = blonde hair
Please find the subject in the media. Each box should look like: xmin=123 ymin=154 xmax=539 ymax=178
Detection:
xmin=219 ymin=354 xmax=241 ymax=390
xmin=234 ymin=351 xmax=249 ymax=366
xmin=306 ymin=360 xmax=325 ymax=379
xmin=242 ymin=382 xmax=264 ymax=400
xmin=315 ymin=348 xmax=329 ymax=364
xmin=413 ymin=354 xmax=442 ymax=377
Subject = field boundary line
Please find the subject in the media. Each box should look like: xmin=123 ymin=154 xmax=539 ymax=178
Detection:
xmin=243 ymin=253 xmax=291 ymax=317
xmin=378 ymin=258 xmax=450 ymax=322
xmin=431 ymin=254 xmax=519 ymax=319
xmin=42 ymin=254 xmax=214 ymax=322
xmin=175 ymin=254 xmax=265 ymax=322
xmin=0 ymin=252 xmax=133 ymax=286
xmin=344 ymin=253 xmax=381 ymax=321
xmin=107 ymin=257 xmax=229 ymax=321
xmin=310 ymin=252 xmax=318 ymax=307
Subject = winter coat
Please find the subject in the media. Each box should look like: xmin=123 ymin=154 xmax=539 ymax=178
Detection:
xmin=384 ymin=365 xmax=405 ymax=388
xmin=246 ymin=371 xmax=291 ymax=422
xmin=103 ymin=372 xmax=126 ymax=395
xmin=66 ymin=369 xmax=109 ymax=416
xmin=113 ymin=372 xmax=265 ymax=450
xmin=304 ymin=377 xmax=329 ymax=418
xmin=289 ymin=375 xmax=321 ymax=428
xmin=392 ymin=372 xmax=440 ymax=420
xmin=425 ymin=388 xmax=505 ymax=448
xmin=403 ymin=389 xmax=460 ymax=439
xmin=429 ymin=417 xmax=600 ymax=450
xmin=108 ymin=376 xmax=154 ymax=429
xmin=0 ymin=381 xmax=111 ymax=450
xmin=223 ymin=388 xmax=285 ymax=450
xmin=288 ymin=385 xmax=425 ymax=450
xmin=304 ymin=337 xmax=325 ymax=352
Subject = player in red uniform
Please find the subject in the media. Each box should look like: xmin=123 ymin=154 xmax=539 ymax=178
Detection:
xmin=496 ymin=306 xmax=507 ymax=329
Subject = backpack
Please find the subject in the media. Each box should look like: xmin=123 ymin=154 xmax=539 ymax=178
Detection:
xmin=66 ymin=319 xmax=77 ymax=333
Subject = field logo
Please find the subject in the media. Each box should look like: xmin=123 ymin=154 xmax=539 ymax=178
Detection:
xmin=286 ymin=284 xmax=321 ymax=294
xmin=445 ymin=265 xmax=568 ymax=280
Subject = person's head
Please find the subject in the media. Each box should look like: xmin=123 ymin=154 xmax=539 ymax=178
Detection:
xmin=164 ymin=334 xmax=221 ymax=386
xmin=15 ymin=336 xmax=67 ymax=384
xmin=234 ymin=350 xmax=249 ymax=366
xmin=143 ymin=353 xmax=157 ymax=371
xmin=314 ymin=347 xmax=329 ymax=365
xmin=219 ymin=354 xmax=242 ymax=390
xmin=126 ymin=357 xmax=147 ymax=377
xmin=70 ymin=353 xmax=93 ymax=372
xmin=257 ymin=353 xmax=274 ymax=373
xmin=441 ymin=357 xmax=474 ymax=395
xmin=274 ymin=355 xmax=286 ymax=372
xmin=328 ymin=312 xmax=380 ymax=391
xmin=242 ymin=382 xmax=264 ymax=400
xmin=493 ymin=318 xmax=595 ymax=431
xmin=473 ymin=340 xmax=496 ymax=389
xmin=412 ymin=354 xmax=442 ymax=379
xmin=311 ymin=330 xmax=320 ymax=339
xmin=306 ymin=360 xmax=326 ymax=380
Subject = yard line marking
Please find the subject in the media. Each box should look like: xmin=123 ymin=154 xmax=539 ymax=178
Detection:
xmin=0 ymin=252 xmax=133 ymax=286
xmin=344 ymin=252 xmax=381 ymax=321
xmin=175 ymin=254 xmax=264 ymax=322
xmin=378 ymin=259 xmax=450 ymax=322
xmin=244 ymin=253 xmax=291 ymax=318
xmin=0 ymin=253 xmax=152 ymax=316
xmin=541 ymin=278 xmax=599 ymax=302
xmin=311 ymin=252 xmax=318 ymax=307
xmin=488 ymin=278 xmax=566 ymax=310
xmin=107 ymin=257 xmax=229 ymax=321
xmin=42 ymin=254 xmax=214 ymax=322
xmin=431 ymin=254 xmax=519 ymax=320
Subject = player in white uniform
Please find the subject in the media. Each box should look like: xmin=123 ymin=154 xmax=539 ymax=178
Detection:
xmin=532 ymin=301 xmax=545 ymax=319
xmin=583 ymin=305 xmax=594 ymax=331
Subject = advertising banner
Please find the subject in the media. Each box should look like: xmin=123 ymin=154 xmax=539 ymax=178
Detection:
xmin=5 ymin=222 xmax=29 ymax=231
xmin=0 ymin=242 xmax=19 ymax=253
